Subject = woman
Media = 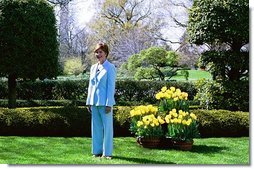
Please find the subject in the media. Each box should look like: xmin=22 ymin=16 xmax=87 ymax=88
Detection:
xmin=86 ymin=42 xmax=116 ymax=159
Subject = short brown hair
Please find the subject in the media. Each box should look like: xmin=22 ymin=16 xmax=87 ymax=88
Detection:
xmin=94 ymin=42 xmax=109 ymax=57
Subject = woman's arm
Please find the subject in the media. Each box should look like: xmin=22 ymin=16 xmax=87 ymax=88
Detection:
xmin=105 ymin=64 xmax=116 ymax=107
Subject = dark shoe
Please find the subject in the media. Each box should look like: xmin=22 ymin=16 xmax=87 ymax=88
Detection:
xmin=92 ymin=154 xmax=102 ymax=158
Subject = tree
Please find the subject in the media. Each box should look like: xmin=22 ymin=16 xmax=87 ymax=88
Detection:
xmin=0 ymin=0 xmax=59 ymax=108
xmin=122 ymin=47 xmax=187 ymax=81
xmin=187 ymin=0 xmax=249 ymax=111
xmin=87 ymin=0 xmax=167 ymax=67
xmin=188 ymin=0 xmax=248 ymax=81
xmin=101 ymin=0 xmax=152 ymax=28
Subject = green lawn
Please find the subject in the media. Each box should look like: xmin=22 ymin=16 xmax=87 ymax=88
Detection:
xmin=55 ymin=69 xmax=212 ymax=81
xmin=171 ymin=70 xmax=212 ymax=81
xmin=0 ymin=137 xmax=249 ymax=164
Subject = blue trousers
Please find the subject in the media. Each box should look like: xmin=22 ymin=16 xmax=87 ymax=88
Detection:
xmin=91 ymin=106 xmax=113 ymax=156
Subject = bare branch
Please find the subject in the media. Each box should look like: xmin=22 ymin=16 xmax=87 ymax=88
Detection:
xmin=172 ymin=17 xmax=187 ymax=27
xmin=47 ymin=0 xmax=72 ymax=5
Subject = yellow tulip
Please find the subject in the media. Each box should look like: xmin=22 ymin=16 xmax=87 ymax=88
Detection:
xmin=159 ymin=119 xmax=165 ymax=124
xmin=165 ymin=118 xmax=170 ymax=123
xmin=178 ymin=110 xmax=183 ymax=114
xmin=190 ymin=113 xmax=197 ymax=120
xmin=170 ymin=86 xmax=176 ymax=92
xmin=161 ymin=86 xmax=167 ymax=92
xmin=173 ymin=97 xmax=179 ymax=101
xmin=173 ymin=112 xmax=178 ymax=118
xmin=130 ymin=110 xmax=135 ymax=117
xmin=187 ymin=118 xmax=192 ymax=124
xmin=166 ymin=90 xmax=173 ymax=95
xmin=173 ymin=118 xmax=178 ymax=124
xmin=155 ymin=93 xmax=161 ymax=100
xmin=182 ymin=120 xmax=187 ymax=125
xmin=177 ymin=119 xmax=182 ymax=124
xmin=176 ymin=88 xmax=181 ymax=93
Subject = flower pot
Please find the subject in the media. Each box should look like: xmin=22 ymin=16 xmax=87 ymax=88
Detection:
xmin=137 ymin=137 xmax=161 ymax=148
xmin=159 ymin=137 xmax=174 ymax=149
xmin=173 ymin=140 xmax=194 ymax=151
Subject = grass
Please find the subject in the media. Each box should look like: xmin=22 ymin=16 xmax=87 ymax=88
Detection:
xmin=171 ymin=70 xmax=212 ymax=81
xmin=54 ymin=69 xmax=212 ymax=81
xmin=0 ymin=136 xmax=249 ymax=165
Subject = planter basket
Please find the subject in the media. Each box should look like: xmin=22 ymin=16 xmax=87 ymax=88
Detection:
xmin=137 ymin=137 xmax=161 ymax=148
xmin=173 ymin=140 xmax=194 ymax=151
xmin=137 ymin=137 xmax=174 ymax=149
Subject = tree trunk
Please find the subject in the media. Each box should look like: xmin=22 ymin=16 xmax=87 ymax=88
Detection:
xmin=8 ymin=74 xmax=17 ymax=109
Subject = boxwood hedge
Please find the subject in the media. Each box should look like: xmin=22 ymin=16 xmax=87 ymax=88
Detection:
xmin=0 ymin=106 xmax=249 ymax=137
xmin=0 ymin=79 xmax=196 ymax=106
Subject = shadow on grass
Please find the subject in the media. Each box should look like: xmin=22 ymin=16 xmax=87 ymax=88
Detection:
xmin=113 ymin=155 xmax=175 ymax=164
xmin=136 ymin=144 xmax=227 ymax=154
xmin=190 ymin=145 xmax=228 ymax=153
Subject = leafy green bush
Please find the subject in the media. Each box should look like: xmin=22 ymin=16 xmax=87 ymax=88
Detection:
xmin=194 ymin=79 xmax=249 ymax=111
xmin=0 ymin=80 xmax=8 ymax=99
xmin=0 ymin=107 xmax=70 ymax=136
xmin=0 ymin=107 xmax=249 ymax=137
xmin=0 ymin=80 xmax=196 ymax=106
xmin=16 ymin=80 xmax=88 ymax=100
xmin=192 ymin=109 xmax=249 ymax=137
xmin=0 ymin=99 xmax=86 ymax=107
xmin=115 ymin=107 xmax=249 ymax=138
xmin=0 ymin=106 xmax=131 ymax=137
xmin=115 ymin=80 xmax=196 ymax=105
xmin=63 ymin=57 xmax=84 ymax=76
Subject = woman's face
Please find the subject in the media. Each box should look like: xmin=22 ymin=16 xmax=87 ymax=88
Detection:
xmin=95 ymin=49 xmax=107 ymax=64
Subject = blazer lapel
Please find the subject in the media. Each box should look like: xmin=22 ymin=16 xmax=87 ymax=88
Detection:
xmin=96 ymin=60 xmax=109 ymax=84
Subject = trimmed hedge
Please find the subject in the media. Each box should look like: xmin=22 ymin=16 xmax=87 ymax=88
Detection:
xmin=0 ymin=106 xmax=130 ymax=137
xmin=0 ymin=106 xmax=249 ymax=137
xmin=0 ymin=106 xmax=88 ymax=136
xmin=0 ymin=79 xmax=196 ymax=106
xmin=192 ymin=109 xmax=249 ymax=137
xmin=0 ymin=99 xmax=86 ymax=107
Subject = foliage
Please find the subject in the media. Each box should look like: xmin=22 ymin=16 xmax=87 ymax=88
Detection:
xmin=0 ymin=0 xmax=59 ymax=108
xmin=192 ymin=109 xmax=249 ymax=137
xmin=188 ymin=0 xmax=249 ymax=79
xmin=0 ymin=0 xmax=59 ymax=79
xmin=0 ymin=107 xmax=70 ymax=136
xmin=194 ymin=79 xmax=249 ymax=111
xmin=87 ymin=0 xmax=160 ymax=67
xmin=0 ymin=106 xmax=249 ymax=138
xmin=63 ymin=57 xmax=84 ymax=76
xmin=188 ymin=0 xmax=249 ymax=112
xmin=194 ymin=79 xmax=222 ymax=110
xmin=188 ymin=0 xmax=248 ymax=47
xmin=200 ymin=51 xmax=249 ymax=81
xmin=0 ymin=106 xmax=128 ymax=137
xmin=123 ymin=47 xmax=188 ymax=81
xmin=0 ymin=79 xmax=197 ymax=106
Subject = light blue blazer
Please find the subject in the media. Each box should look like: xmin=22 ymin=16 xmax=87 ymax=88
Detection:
xmin=86 ymin=60 xmax=116 ymax=107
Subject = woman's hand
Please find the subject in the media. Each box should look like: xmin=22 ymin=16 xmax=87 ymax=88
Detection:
xmin=106 ymin=106 xmax=111 ymax=113
xmin=87 ymin=106 xmax=91 ymax=113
